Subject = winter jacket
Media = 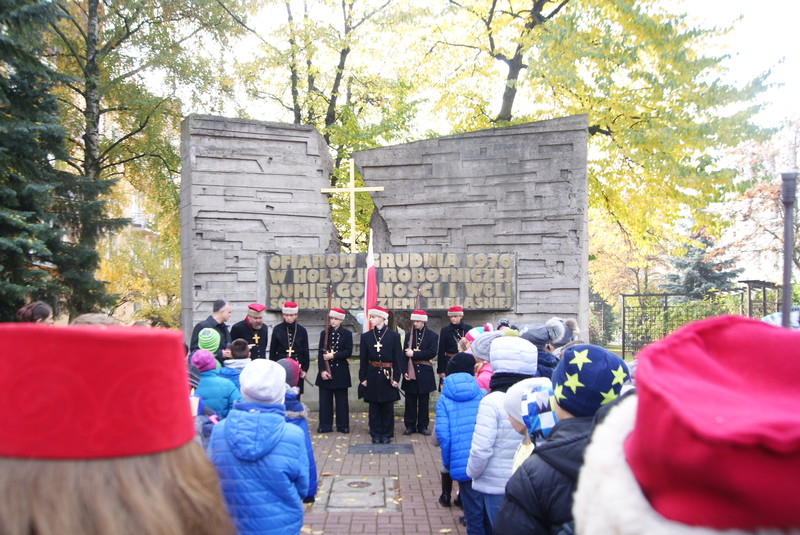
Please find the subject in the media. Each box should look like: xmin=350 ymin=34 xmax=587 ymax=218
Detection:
xmin=493 ymin=416 xmax=594 ymax=535
xmin=219 ymin=359 xmax=248 ymax=391
xmin=284 ymin=392 xmax=318 ymax=503
xmin=196 ymin=369 xmax=242 ymax=419
xmin=537 ymin=350 xmax=558 ymax=379
xmin=435 ymin=372 xmax=485 ymax=482
xmin=475 ymin=361 xmax=493 ymax=392
xmin=466 ymin=390 xmax=524 ymax=494
xmin=208 ymin=402 xmax=309 ymax=535
xmin=190 ymin=315 xmax=231 ymax=364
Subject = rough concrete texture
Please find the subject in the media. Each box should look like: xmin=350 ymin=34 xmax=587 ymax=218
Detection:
xmin=180 ymin=115 xmax=340 ymax=334
xmin=353 ymin=115 xmax=590 ymax=334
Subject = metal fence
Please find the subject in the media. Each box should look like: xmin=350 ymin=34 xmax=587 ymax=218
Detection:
xmin=621 ymin=284 xmax=781 ymax=359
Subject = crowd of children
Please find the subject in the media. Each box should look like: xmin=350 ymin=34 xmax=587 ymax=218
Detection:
xmin=7 ymin=300 xmax=800 ymax=535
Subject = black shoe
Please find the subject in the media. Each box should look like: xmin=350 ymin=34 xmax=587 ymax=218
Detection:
xmin=403 ymin=428 xmax=414 ymax=435
xmin=438 ymin=493 xmax=451 ymax=507
xmin=383 ymin=437 xmax=392 ymax=443
xmin=458 ymin=516 xmax=466 ymax=526
xmin=454 ymin=492 xmax=462 ymax=508
xmin=372 ymin=437 xmax=381 ymax=444
xmin=317 ymin=428 xmax=333 ymax=433
xmin=418 ymin=428 xmax=431 ymax=436
xmin=337 ymin=427 xmax=350 ymax=433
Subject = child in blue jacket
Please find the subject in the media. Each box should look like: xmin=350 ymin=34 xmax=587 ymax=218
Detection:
xmin=435 ymin=352 xmax=486 ymax=535
xmin=277 ymin=358 xmax=318 ymax=504
xmin=208 ymin=359 xmax=309 ymax=535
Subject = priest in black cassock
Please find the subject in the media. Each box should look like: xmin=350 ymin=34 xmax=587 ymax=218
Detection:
xmin=229 ymin=303 xmax=269 ymax=359
xmin=315 ymin=307 xmax=353 ymax=433
xmin=269 ymin=301 xmax=310 ymax=398
xmin=401 ymin=309 xmax=439 ymax=436
xmin=359 ymin=306 xmax=403 ymax=444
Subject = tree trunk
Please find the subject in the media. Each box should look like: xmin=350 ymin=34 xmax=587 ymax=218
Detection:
xmin=495 ymin=57 xmax=524 ymax=123
xmin=82 ymin=0 xmax=101 ymax=245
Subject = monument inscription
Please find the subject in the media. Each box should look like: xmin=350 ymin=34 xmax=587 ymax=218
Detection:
xmin=267 ymin=253 xmax=516 ymax=311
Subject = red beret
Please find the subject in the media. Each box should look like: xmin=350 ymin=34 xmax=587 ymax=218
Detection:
xmin=248 ymin=303 xmax=266 ymax=313
xmin=626 ymin=315 xmax=800 ymax=529
xmin=0 ymin=324 xmax=194 ymax=460
xmin=410 ymin=310 xmax=428 ymax=322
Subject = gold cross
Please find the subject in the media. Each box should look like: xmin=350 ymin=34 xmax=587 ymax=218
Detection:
xmin=374 ymin=341 xmax=382 ymax=352
xmin=321 ymin=159 xmax=384 ymax=250
xmin=286 ymin=346 xmax=295 ymax=357
xmin=253 ymin=333 xmax=260 ymax=345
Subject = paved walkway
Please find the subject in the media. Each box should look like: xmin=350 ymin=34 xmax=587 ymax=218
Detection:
xmin=301 ymin=410 xmax=468 ymax=535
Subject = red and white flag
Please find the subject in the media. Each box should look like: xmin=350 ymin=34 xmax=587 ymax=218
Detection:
xmin=363 ymin=229 xmax=377 ymax=332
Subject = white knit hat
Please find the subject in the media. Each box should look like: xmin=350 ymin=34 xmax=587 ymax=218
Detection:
xmin=239 ymin=360 xmax=286 ymax=404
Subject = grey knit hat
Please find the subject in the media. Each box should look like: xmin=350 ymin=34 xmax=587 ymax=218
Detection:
xmin=471 ymin=330 xmax=505 ymax=361
xmin=520 ymin=318 xmax=566 ymax=350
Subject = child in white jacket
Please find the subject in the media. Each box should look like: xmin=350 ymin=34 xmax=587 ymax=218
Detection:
xmin=466 ymin=334 xmax=540 ymax=534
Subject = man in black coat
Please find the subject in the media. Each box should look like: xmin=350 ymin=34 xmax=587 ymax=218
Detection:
xmin=401 ymin=309 xmax=439 ymax=435
xmin=437 ymin=306 xmax=472 ymax=387
xmin=315 ymin=307 xmax=353 ymax=433
xmin=359 ymin=306 xmax=402 ymax=444
xmin=189 ymin=298 xmax=232 ymax=366
xmin=229 ymin=303 xmax=269 ymax=359
xmin=269 ymin=301 xmax=310 ymax=398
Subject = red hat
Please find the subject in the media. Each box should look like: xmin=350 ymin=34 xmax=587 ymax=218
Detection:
xmin=625 ymin=315 xmax=800 ymax=530
xmin=329 ymin=308 xmax=346 ymax=320
xmin=447 ymin=306 xmax=464 ymax=317
xmin=368 ymin=306 xmax=389 ymax=320
xmin=282 ymin=301 xmax=299 ymax=314
xmin=0 ymin=324 xmax=194 ymax=460
xmin=410 ymin=309 xmax=428 ymax=322
xmin=248 ymin=303 xmax=266 ymax=314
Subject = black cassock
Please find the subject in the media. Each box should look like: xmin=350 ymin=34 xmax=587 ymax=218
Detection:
xmin=315 ymin=325 xmax=353 ymax=433
xmin=229 ymin=319 xmax=269 ymax=359
xmin=359 ymin=325 xmax=402 ymax=440
xmin=437 ymin=321 xmax=473 ymax=375
xmin=315 ymin=326 xmax=353 ymax=389
xmin=400 ymin=326 xmax=438 ymax=394
xmin=269 ymin=321 xmax=310 ymax=394
xmin=358 ymin=326 xmax=402 ymax=403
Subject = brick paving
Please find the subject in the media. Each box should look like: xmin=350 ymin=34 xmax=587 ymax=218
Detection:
xmin=302 ymin=410 xmax=468 ymax=535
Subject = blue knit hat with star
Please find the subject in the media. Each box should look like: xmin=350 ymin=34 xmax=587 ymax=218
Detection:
xmin=551 ymin=344 xmax=628 ymax=417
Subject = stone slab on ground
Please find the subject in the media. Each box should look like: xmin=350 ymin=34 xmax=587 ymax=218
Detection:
xmin=303 ymin=410 xmax=467 ymax=535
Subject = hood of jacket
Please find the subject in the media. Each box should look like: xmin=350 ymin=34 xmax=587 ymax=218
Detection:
xmin=534 ymin=416 xmax=593 ymax=481
xmin=224 ymin=402 xmax=286 ymax=461
xmin=222 ymin=358 xmax=249 ymax=371
xmin=442 ymin=372 xmax=482 ymax=402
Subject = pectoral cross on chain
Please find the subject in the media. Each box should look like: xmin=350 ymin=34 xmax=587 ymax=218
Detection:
xmin=374 ymin=341 xmax=383 ymax=352
xmin=253 ymin=333 xmax=260 ymax=344
xmin=286 ymin=346 xmax=295 ymax=357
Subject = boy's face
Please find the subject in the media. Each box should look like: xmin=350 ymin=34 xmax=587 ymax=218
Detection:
xmin=283 ymin=313 xmax=298 ymax=324
xmin=508 ymin=415 xmax=527 ymax=435
xmin=450 ymin=315 xmax=463 ymax=325
xmin=411 ymin=320 xmax=425 ymax=330
xmin=330 ymin=317 xmax=342 ymax=329
xmin=369 ymin=315 xmax=385 ymax=329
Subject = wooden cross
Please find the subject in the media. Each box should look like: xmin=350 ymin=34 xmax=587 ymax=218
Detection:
xmin=321 ymin=159 xmax=384 ymax=250
xmin=286 ymin=346 xmax=295 ymax=357
xmin=252 ymin=332 xmax=260 ymax=345
xmin=374 ymin=341 xmax=383 ymax=352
